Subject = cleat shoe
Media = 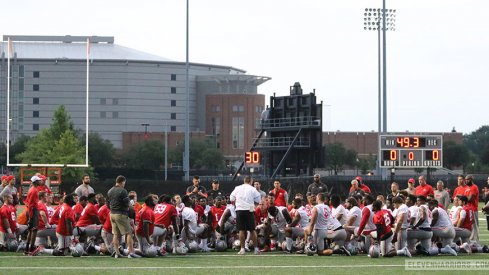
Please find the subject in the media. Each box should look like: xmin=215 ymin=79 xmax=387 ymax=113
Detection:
xmin=254 ymin=249 xmax=261 ymax=255
xmin=340 ymin=246 xmax=351 ymax=256
xmin=237 ymin=248 xmax=246 ymax=255
xmin=31 ymin=245 xmax=43 ymax=256
xmin=260 ymin=246 xmax=270 ymax=253
xmin=128 ymin=253 xmax=142 ymax=258
xmin=460 ymin=243 xmax=471 ymax=254
xmin=445 ymin=245 xmax=457 ymax=256
xmin=416 ymin=245 xmax=430 ymax=256
xmin=159 ymin=247 xmax=168 ymax=256
xmin=483 ymin=245 xmax=489 ymax=253
xmin=403 ymin=247 xmax=412 ymax=258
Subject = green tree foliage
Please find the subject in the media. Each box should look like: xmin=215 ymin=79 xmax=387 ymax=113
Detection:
xmin=443 ymin=141 xmax=469 ymax=170
xmin=11 ymin=135 xmax=31 ymax=162
xmin=324 ymin=143 xmax=357 ymax=175
xmin=169 ymin=139 xmax=225 ymax=170
xmin=464 ymin=125 xmax=489 ymax=156
xmin=122 ymin=140 xmax=165 ymax=170
xmin=79 ymin=133 xmax=116 ymax=168
xmin=17 ymin=105 xmax=90 ymax=182
xmin=357 ymin=154 xmax=376 ymax=175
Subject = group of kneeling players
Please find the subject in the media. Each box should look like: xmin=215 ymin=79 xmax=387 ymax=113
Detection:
xmin=0 ymin=174 xmax=487 ymax=258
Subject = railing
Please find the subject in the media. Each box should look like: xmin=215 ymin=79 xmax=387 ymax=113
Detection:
xmin=259 ymin=116 xmax=320 ymax=129
xmin=254 ymin=136 xmax=311 ymax=148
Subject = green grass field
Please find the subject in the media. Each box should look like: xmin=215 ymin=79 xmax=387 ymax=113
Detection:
xmin=1 ymin=207 xmax=488 ymax=274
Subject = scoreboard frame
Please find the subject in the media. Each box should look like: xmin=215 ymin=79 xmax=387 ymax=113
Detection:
xmin=378 ymin=134 xmax=443 ymax=168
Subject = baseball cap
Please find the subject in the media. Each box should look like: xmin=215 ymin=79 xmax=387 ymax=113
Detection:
xmin=31 ymin=175 xmax=42 ymax=182
xmin=408 ymin=178 xmax=415 ymax=184
xmin=355 ymin=176 xmax=363 ymax=182
xmin=6 ymin=175 xmax=15 ymax=181
xmin=39 ymin=175 xmax=47 ymax=180
xmin=1 ymin=175 xmax=7 ymax=181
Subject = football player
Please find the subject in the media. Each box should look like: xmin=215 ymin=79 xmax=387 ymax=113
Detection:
xmin=355 ymin=195 xmax=377 ymax=253
xmin=154 ymin=194 xmax=179 ymax=255
xmin=181 ymin=195 xmax=211 ymax=252
xmin=428 ymin=199 xmax=457 ymax=256
xmin=407 ymin=196 xmax=432 ymax=255
xmin=135 ymin=195 xmax=157 ymax=257
xmin=284 ymin=198 xmax=309 ymax=253
xmin=391 ymin=196 xmax=411 ymax=257
xmin=372 ymin=200 xmax=396 ymax=257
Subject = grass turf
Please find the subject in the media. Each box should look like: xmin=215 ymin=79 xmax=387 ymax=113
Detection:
xmin=1 ymin=205 xmax=488 ymax=275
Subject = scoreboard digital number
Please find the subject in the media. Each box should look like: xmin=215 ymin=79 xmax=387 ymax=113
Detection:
xmin=245 ymin=151 xmax=260 ymax=166
xmin=379 ymin=135 xmax=443 ymax=168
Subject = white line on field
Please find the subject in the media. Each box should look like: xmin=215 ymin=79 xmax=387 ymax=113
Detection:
xmin=0 ymin=265 xmax=406 ymax=270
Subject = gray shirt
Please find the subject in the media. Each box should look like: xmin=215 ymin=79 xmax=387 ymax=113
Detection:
xmin=434 ymin=190 xmax=450 ymax=210
xmin=107 ymin=186 xmax=130 ymax=215
xmin=74 ymin=184 xmax=94 ymax=198
xmin=307 ymin=182 xmax=328 ymax=196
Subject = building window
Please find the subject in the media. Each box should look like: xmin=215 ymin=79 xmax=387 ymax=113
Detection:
xmin=33 ymin=98 xmax=39 ymax=104
xmin=33 ymin=84 xmax=40 ymax=91
xmin=100 ymin=111 xmax=106 ymax=118
xmin=211 ymin=117 xmax=221 ymax=136
xmin=232 ymin=105 xmax=244 ymax=112
xmin=212 ymin=105 xmax=221 ymax=112
xmin=171 ymin=100 xmax=176 ymax=107
xmin=170 ymin=126 xmax=177 ymax=132
xmin=100 ymin=98 xmax=106 ymax=105
xmin=33 ymin=71 xmax=40 ymax=78
xmin=256 ymin=106 xmax=264 ymax=113
xmin=171 ymin=87 xmax=176 ymax=94
xmin=19 ymin=78 xmax=24 ymax=91
xmin=171 ymin=74 xmax=176 ymax=81
xmin=171 ymin=113 xmax=176 ymax=119
xmin=19 ymin=65 xmax=25 ymax=77
xmin=33 ymin=111 xmax=39 ymax=118
xmin=112 ymin=98 xmax=119 ymax=105
xmin=232 ymin=117 xmax=244 ymax=149
xmin=33 ymin=124 xmax=39 ymax=131
xmin=112 ymin=112 xmax=118 ymax=118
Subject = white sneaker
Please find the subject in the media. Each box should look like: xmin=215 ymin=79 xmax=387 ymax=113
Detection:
xmin=238 ymin=248 xmax=246 ymax=255
xmin=403 ymin=247 xmax=412 ymax=258
xmin=128 ymin=253 xmax=142 ymax=258
xmin=445 ymin=245 xmax=457 ymax=256
xmin=461 ymin=243 xmax=472 ymax=254
xmin=254 ymin=248 xmax=261 ymax=255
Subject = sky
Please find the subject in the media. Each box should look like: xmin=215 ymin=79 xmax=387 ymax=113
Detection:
xmin=2 ymin=0 xmax=488 ymax=134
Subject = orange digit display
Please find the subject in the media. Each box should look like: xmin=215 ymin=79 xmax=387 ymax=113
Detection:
xmin=245 ymin=151 xmax=260 ymax=164
xmin=390 ymin=150 xmax=397 ymax=160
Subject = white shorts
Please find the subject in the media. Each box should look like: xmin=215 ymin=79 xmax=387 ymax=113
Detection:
xmin=56 ymin=233 xmax=73 ymax=249
xmin=152 ymin=226 xmax=167 ymax=238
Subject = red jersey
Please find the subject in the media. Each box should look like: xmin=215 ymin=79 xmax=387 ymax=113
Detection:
xmin=97 ymin=205 xmax=110 ymax=225
xmin=270 ymin=188 xmax=287 ymax=207
xmin=37 ymin=201 xmax=49 ymax=230
xmin=57 ymin=203 xmax=75 ymax=236
xmin=0 ymin=204 xmax=17 ymax=232
xmin=460 ymin=205 xmax=473 ymax=231
xmin=373 ymin=209 xmax=393 ymax=240
xmin=210 ymin=205 xmax=226 ymax=230
xmin=26 ymin=186 xmax=39 ymax=213
xmin=154 ymin=203 xmax=178 ymax=228
xmin=37 ymin=184 xmax=52 ymax=194
xmin=466 ymin=184 xmax=479 ymax=211
xmin=103 ymin=210 xmax=112 ymax=233
xmin=415 ymin=184 xmax=434 ymax=197
xmin=49 ymin=206 xmax=61 ymax=225
xmin=72 ymin=203 xmax=84 ymax=222
xmin=76 ymin=202 xmax=98 ymax=227
xmin=452 ymin=185 xmax=469 ymax=199
xmin=360 ymin=184 xmax=371 ymax=193
xmin=135 ymin=206 xmax=155 ymax=236
xmin=193 ymin=204 xmax=205 ymax=224
xmin=254 ymin=207 xmax=269 ymax=225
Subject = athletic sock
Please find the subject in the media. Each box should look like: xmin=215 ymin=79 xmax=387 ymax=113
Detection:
xmin=396 ymin=249 xmax=405 ymax=256
xmin=286 ymin=237 xmax=293 ymax=251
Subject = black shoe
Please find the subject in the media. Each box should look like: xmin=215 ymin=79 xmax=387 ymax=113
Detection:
xmin=482 ymin=245 xmax=489 ymax=253
xmin=416 ymin=245 xmax=430 ymax=256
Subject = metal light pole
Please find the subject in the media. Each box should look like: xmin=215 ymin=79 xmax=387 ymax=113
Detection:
xmin=165 ymin=124 xmax=168 ymax=181
xmin=363 ymin=6 xmax=396 ymax=134
xmin=184 ymin=0 xmax=190 ymax=181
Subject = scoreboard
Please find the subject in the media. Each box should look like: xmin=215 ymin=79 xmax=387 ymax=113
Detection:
xmin=379 ymin=134 xmax=443 ymax=168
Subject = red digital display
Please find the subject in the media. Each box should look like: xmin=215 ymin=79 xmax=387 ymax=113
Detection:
xmin=396 ymin=137 xmax=425 ymax=148
xmin=245 ymin=151 xmax=260 ymax=164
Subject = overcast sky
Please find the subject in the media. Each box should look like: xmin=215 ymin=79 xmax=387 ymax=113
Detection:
xmin=2 ymin=0 xmax=488 ymax=134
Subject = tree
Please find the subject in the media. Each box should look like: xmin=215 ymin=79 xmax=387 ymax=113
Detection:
xmin=11 ymin=135 xmax=31 ymax=162
xmin=324 ymin=143 xmax=357 ymax=175
xmin=169 ymin=139 xmax=225 ymax=170
xmin=122 ymin=140 xmax=165 ymax=170
xmin=357 ymin=154 xmax=376 ymax=175
xmin=443 ymin=141 xmax=469 ymax=170
xmin=17 ymin=105 xmax=91 ymax=182
xmin=79 ymin=133 xmax=116 ymax=168
xmin=464 ymin=125 xmax=489 ymax=158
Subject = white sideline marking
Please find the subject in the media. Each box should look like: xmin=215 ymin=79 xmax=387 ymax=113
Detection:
xmin=0 ymin=265 xmax=405 ymax=270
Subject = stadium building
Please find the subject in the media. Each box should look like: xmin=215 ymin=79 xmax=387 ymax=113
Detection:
xmin=0 ymin=35 xmax=270 ymax=163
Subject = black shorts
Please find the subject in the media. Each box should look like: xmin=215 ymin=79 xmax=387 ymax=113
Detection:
xmin=236 ymin=210 xmax=255 ymax=231
xmin=28 ymin=208 xmax=39 ymax=230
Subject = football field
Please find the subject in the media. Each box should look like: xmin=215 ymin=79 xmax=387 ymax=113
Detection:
xmin=1 ymin=210 xmax=488 ymax=274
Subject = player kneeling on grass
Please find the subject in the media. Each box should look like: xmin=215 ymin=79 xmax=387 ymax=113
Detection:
xmin=428 ymin=199 xmax=458 ymax=256
xmin=33 ymin=193 xmax=76 ymax=256
xmin=135 ymin=194 xmax=159 ymax=257
xmin=0 ymin=194 xmax=17 ymax=251
xmin=371 ymin=200 xmax=404 ymax=257
xmin=266 ymin=205 xmax=291 ymax=251
xmin=153 ymin=194 xmax=179 ymax=255
xmin=391 ymin=196 xmax=411 ymax=257
xmin=304 ymin=193 xmax=349 ymax=256
xmin=181 ymin=195 xmax=212 ymax=252
xmin=74 ymin=193 xmax=102 ymax=242
xmin=284 ymin=198 xmax=309 ymax=253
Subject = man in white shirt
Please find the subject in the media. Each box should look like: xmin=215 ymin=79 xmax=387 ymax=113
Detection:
xmin=428 ymin=199 xmax=457 ymax=255
xmin=229 ymin=176 xmax=261 ymax=255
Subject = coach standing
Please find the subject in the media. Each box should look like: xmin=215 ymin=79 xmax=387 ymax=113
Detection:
xmin=230 ymin=175 xmax=261 ymax=255
xmin=107 ymin=175 xmax=139 ymax=258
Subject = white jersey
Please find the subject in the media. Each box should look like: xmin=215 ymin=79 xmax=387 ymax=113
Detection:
xmin=218 ymin=204 xmax=236 ymax=225
xmin=432 ymin=207 xmax=452 ymax=228
xmin=315 ymin=204 xmax=341 ymax=230
xmin=408 ymin=205 xmax=419 ymax=223
xmin=295 ymin=206 xmax=310 ymax=228
xmin=269 ymin=206 xmax=287 ymax=229
xmin=416 ymin=204 xmax=432 ymax=228
xmin=395 ymin=204 xmax=409 ymax=229
xmin=332 ymin=204 xmax=349 ymax=225
xmin=362 ymin=205 xmax=376 ymax=232
xmin=449 ymin=205 xmax=462 ymax=225
xmin=181 ymin=207 xmax=198 ymax=232
xmin=346 ymin=206 xmax=362 ymax=227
